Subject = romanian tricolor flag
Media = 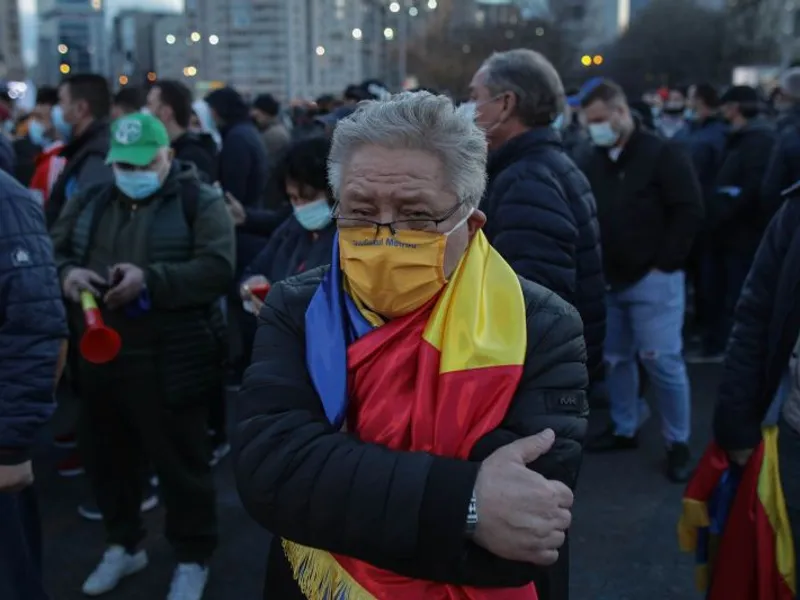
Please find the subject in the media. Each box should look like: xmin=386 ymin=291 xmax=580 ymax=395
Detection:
xmin=678 ymin=428 xmax=796 ymax=599
xmin=288 ymin=230 xmax=536 ymax=599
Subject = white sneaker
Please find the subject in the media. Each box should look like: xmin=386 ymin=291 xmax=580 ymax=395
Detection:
xmin=167 ymin=563 xmax=209 ymax=600
xmin=82 ymin=545 xmax=148 ymax=596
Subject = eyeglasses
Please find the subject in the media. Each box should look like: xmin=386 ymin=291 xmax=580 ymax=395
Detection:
xmin=332 ymin=202 xmax=464 ymax=235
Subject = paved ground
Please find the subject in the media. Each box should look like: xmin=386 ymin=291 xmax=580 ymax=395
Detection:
xmin=39 ymin=365 xmax=719 ymax=600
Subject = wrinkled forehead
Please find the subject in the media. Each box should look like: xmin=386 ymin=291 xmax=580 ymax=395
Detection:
xmin=339 ymin=146 xmax=456 ymax=214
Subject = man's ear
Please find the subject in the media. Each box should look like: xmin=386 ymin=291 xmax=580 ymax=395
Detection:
xmin=468 ymin=209 xmax=487 ymax=237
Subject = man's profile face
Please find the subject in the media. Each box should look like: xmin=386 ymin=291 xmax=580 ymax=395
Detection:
xmin=146 ymin=87 xmax=169 ymax=125
xmin=59 ymin=84 xmax=80 ymax=126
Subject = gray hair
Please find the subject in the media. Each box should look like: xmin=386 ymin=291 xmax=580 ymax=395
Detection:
xmin=328 ymin=91 xmax=488 ymax=208
xmin=482 ymin=49 xmax=565 ymax=127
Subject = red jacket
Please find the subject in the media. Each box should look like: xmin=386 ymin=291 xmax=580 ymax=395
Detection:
xmin=29 ymin=142 xmax=66 ymax=207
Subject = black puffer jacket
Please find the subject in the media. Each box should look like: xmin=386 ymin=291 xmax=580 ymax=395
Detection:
xmin=482 ymin=128 xmax=605 ymax=391
xmin=0 ymin=170 xmax=67 ymax=465
xmin=235 ymin=266 xmax=588 ymax=598
xmin=714 ymin=188 xmax=800 ymax=451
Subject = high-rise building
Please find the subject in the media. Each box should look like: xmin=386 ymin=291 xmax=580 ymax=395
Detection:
xmin=184 ymin=0 xmax=377 ymax=101
xmin=0 ymin=0 xmax=25 ymax=80
xmin=153 ymin=15 xmax=193 ymax=83
xmin=111 ymin=10 xmax=181 ymax=88
xmin=37 ymin=0 xmax=108 ymax=85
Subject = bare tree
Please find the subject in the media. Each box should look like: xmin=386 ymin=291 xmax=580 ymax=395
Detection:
xmin=407 ymin=17 xmax=577 ymax=96
xmin=600 ymin=0 xmax=752 ymax=94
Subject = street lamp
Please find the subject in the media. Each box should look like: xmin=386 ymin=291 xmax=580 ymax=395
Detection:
xmin=58 ymin=43 xmax=68 ymax=54
xmin=190 ymin=31 xmax=201 ymax=43
xmin=427 ymin=0 xmax=437 ymax=9
xmin=316 ymin=45 xmax=326 ymax=56
xmin=59 ymin=63 xmax=71 ymax=74
xmin=580 ymin=55 xmax=592 ymax=67
xmin=352 ymin=28 xmax=363 ymax=40
xmin=384 ymin=27 xmax=395 ymax=40
xmin=209 ymin=34 xmax=219 ymax=45
xmin=389 ymin=1 xmax=400 ymax=12
xmin=165 ymin=34 xmax=176 ymax=45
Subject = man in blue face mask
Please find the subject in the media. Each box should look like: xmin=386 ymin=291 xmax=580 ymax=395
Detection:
xmin=105 ymin=112 xmax=173 ymax=200
xmin=49 ymin=111 xmax=236 ymax=600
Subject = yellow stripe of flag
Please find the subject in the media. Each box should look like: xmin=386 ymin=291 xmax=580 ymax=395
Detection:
xmin=758 ymin=426 xmax=797 ymax=594
xmin=423 ymin=231 xmax=526 ymax=374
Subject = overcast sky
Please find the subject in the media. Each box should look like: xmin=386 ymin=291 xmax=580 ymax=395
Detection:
xmin=17 ymin=0 xmax=184 ymax=65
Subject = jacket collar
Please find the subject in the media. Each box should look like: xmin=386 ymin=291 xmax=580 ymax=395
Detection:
xmin=487 ymin=128 xmax=561 ymax=179
xmin=60 ymin=119 xmax=109 ymax=161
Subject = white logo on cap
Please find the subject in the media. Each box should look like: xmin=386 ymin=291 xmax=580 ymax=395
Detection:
xmin=115 ymin=119 xmax=143 ymax=145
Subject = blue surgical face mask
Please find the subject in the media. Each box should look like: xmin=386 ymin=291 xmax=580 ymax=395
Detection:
xmin=588 ymin=121 xmax=620 ymax=147
xmin=52 ymin=105 xmax=72 ymax=141
xmin=28 ymin=119 xmax=50 ymax=147
xmin=552 ymin=113 xmax=565 ymax=131
xmin=294 ymin=197 xmax=332 ymax=231
xmin=113 ymin=167 xmax=163 ymax=200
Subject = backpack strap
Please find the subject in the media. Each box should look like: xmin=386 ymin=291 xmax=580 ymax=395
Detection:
xmin=82 ymin=184 xmax=117 ymax=264
xmin=180 ymin=179 xmax=201 ymax=228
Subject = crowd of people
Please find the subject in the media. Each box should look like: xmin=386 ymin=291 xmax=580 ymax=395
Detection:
xmin=1 ymin=46 xmax=800 ymax=600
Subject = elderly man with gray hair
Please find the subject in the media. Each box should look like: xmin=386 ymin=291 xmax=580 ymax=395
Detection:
xmin=468 ymin=48 xmax=603 ymax=600
xmin=235 ymin=91 xmax=588 ymax=599
xmin=469 ymin=49 xmax=605 ymax=403
xmin=762 ymin=67 xmax=800 ymax=220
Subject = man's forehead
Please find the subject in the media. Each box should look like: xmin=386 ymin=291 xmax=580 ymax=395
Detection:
xmin=470 ymin=68 xmax=489 ymax=89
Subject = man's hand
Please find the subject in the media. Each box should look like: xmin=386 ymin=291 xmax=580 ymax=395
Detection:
xmin=0 ymin=461 xmax=34 ymax=492
xmin=226 ymin=192 xmax=246 ymax=226
xmin=729 ymin=448 xmax=754 ymax=467
xmin=63 ymin=268 xmax=106 ymax=302
xmin=473 ymin=429 xmax=573 ymax=565
xmin=240 ymin=275 xmax=269 ymax=315
xmin=104 ymin=263 xmax=145 ymax=310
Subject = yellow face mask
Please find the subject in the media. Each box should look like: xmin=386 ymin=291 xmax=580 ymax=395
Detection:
xmin=338 ymin=210 xmax=473 ymax=319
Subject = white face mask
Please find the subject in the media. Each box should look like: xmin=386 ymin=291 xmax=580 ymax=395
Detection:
xmin=588 ymin=122 xmax=620 ymax=148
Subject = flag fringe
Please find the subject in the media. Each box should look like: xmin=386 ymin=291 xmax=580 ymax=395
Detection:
xmin=283 ymin=540 xmax=375 ymax=600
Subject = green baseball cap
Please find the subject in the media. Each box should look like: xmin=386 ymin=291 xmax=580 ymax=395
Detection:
xmin=106 ymin=112 xmax=170 ymax=167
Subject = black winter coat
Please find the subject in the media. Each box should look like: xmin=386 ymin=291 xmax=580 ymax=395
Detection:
xmin=762 ymin=108 xmax=800 ymax=221
xmin=577 ymin=127 xmax=704 ymax=288
xmin=482 ymin=128 xmax=605 ymax=389
xmin=235 ymin=267 xmax=588 ymax=598
xmin=714 ymin=188 xmax=800 ymax=451
xmin=709 ymin=121 xmax=776 ymax=254
xmin=171 ymin=132 xmax=218 ymax=183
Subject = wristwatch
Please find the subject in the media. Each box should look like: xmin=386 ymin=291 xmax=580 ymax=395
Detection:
xmin=465 ymin=490 xmax=479 ymax=539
